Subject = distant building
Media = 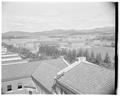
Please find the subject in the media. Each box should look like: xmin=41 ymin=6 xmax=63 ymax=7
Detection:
xmin=2 ymin=46 xmax=7 ymax=54
xmin=39 ymin=40 xmax=60 ymax=47
xmin=2 ymin=52 xmax=28 ymax=65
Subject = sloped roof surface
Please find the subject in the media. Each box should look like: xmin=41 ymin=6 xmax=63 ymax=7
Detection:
xmin=2 ymin=59 xmax=27 ymax=65
xmin=58 ymin=62 xmax=115 ymax=94
xmin=2 ymin=61 xmax=41 ymax=82
xmin=32 ymin=58 xmax=67 ymax=92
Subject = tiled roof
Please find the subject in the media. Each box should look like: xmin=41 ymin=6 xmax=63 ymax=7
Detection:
xmin=58 ymin=62 xmax=115 ymax=94
xmin=2 ymin=61 xmax=41 ymax=82
xmin=32 ymin=58 xmax=67 ymax=92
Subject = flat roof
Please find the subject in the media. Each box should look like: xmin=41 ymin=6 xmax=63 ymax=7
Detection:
xmin=2 ymin=57 xmax=22 ymax=62
xmin=2 ymin=52 xmax=26 ymax=65
xmin=2 ymin=53 xmax=19 ymax=58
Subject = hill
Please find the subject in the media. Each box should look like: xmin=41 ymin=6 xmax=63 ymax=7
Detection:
xmin=2 ymin=27 xmax=115 ymax=39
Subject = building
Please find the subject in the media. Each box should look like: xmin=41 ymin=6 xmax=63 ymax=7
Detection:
xmin=53 ymin=57 xmax=115 ymax=94
xmin=1 ymin=48 xmax=68 ymax=94
xmin=31 ymin=58 xmax=68 ymax=94
xmin=1 ymin=46 xmax=115 ymax=94
xmin=2 ymin=57 xmax=40 ymax=94
xmin=2 ymin=53 xmax=28 ymax=65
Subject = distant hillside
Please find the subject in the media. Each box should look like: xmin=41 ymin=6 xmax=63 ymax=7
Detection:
xmin=2 ymin=27 xmax=115 ymax=39
xmin=70 ymin=27 xmax=115 ymax=35
xmin=2 ymin=31 xmax=32 ymax=37
xmin=34 ymin=27 xmax=115 ymax=36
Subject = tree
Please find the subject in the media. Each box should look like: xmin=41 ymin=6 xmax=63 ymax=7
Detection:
xmin=89 ymin=51 xmax=95 ymax=63
xmin=65 ymin=49 xmax=77 ymax=63
xmin=60 ymin=48 xmax=67 ymax=56
xmin=104 ymin=53 xmax=111 ymax=64
xmin=77 ymin=48 xmax=83 ymax=57
xmin=18 ymin=47 xmax=31 ymax=59
xmin=38 ymin=44 xmax=60 ymax=58
xmin=95 ymin=53 xmax=102 ymax=65
xmin=83 ymin=49 xmax=90 ymax=61
xmin=91 ymin=51 xmax=95 ymax=58
xmin=102 ymin=53 xmax=111 ymax=68
xmin=111 ymin=42 xmax=115 ymax=47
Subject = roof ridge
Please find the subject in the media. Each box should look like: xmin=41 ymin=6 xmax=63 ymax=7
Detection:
xmin=56 ymin=57 xmax=83 ymax=78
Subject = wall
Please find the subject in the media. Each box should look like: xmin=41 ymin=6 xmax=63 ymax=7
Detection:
xmin=2 ymin=77 xmax=36 ymax=94
xmin=31 ymin=77 xmax=52 ymax=94
xmin=53 ymin=81 xmax=75 ymax=94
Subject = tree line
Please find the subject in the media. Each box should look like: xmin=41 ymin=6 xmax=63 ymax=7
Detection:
xmin=37 ymin=44 xmax=115 ymax=69
xmin=2 ymin=42 xmax=115 ymax=69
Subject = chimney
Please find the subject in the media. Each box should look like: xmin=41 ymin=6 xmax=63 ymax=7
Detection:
xmin=77 ymin=57 xmax=86 ymax=62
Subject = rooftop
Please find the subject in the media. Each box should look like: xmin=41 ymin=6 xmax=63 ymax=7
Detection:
xmin=2 ymin=57 xmax=22 ymax=62
xmin=32 ymin=58 xmax=67 ymax=92
xmin=2 ymin=53 xmax=19 ymax=58
xmin=2 ymin=52 xmax=28 ymax=65
xmin=2 ymin=61 xmax=41 ymax=82
xmin=58 ymin=62 xmax=115 ymax=94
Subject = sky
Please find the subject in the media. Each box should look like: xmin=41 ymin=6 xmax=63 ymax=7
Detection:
xmin=2 ymin=2 xmax=115 ymax=33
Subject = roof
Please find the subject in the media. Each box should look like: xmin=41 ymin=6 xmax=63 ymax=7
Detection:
xmin=2 ymin=52 xmax=27 ymax=65
xmin=2 ymin=57 xmax=21 ymax=62
xmin=2 ymin=55 xmax=21 ymax=59
xmin=2 ymin=53 xmax=19 ymax=58
xmin=58 ymin=62 xmax=115 ymax=94
xmin=32 ymin=58 xmax=67 ymax=92
xmin=2 ymin=61 xmax=41 ymax=82
xmin=2 ymin=59 xmax=27 ymax=65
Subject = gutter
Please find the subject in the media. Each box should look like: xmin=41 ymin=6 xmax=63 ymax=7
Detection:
xmin=56 ymin=80 xmax=83 ymax=94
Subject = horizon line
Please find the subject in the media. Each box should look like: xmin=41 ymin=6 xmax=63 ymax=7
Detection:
xmin=3 ymin=25 xmax=115 ymax=33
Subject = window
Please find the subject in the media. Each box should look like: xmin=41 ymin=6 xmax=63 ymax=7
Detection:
xmin=64 ymin=91 xmax=68 ymax=94
xmin=29 ymin=90 xmax=32 ymax=94
xmin=61 ymin=90 xmax=68 ymax=94
xmin=18 ymin=83 xmax=22 ymax=89
xmin=60 ymin=89 xmax=64 ymax=94
xmin=7 ymin=85 xmax=12 ymax=91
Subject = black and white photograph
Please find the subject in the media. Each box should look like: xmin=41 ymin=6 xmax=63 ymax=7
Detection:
xmin=1 ymin=1 xmax=118 ymax=95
